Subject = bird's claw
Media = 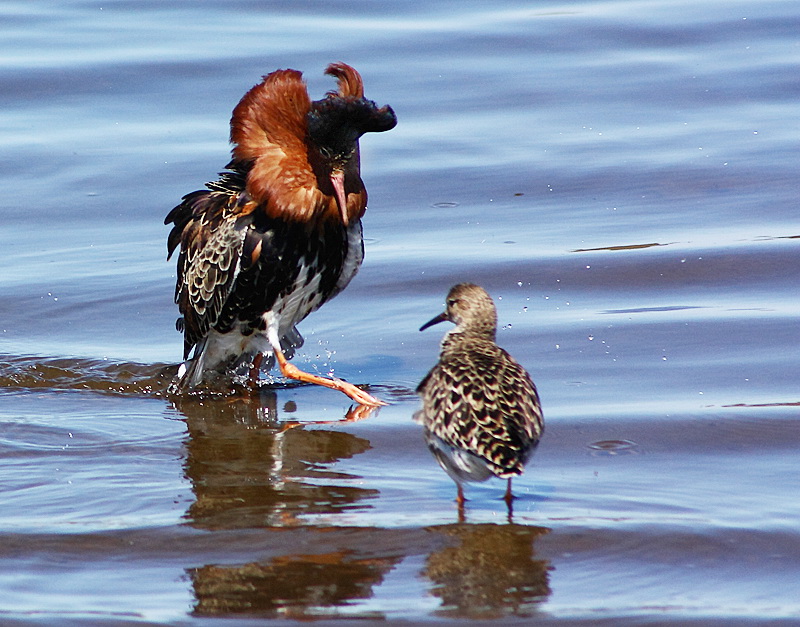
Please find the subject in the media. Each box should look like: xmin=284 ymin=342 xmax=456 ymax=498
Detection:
xmin=335 ymin=379 xmax=387 ymax=407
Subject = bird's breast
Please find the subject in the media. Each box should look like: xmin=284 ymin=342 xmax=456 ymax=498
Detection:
xmin=217 ymin=216 xmax=364 ymax=337
xmin=263 ymin=261 xmax=326 ymax=336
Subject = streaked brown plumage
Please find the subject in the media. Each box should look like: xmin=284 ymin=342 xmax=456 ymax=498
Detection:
xmin=416 ymin=283 xmax=544 ymax=513
xmin=165 ymin=63 xmax=396 ymax=405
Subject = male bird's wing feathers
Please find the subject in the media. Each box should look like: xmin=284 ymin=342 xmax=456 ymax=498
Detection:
xmin=166 ymin=169 xmax=359 ymax=361
xmin=166 ymin=169 xmax=255 ymax=358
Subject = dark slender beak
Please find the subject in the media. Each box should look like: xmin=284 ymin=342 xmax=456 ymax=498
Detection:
xmin=419 ymin=312 xmax=449 ymax=332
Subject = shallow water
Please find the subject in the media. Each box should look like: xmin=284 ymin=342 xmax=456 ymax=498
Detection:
xmin=1 ymin=0 xmax=799 ymax=624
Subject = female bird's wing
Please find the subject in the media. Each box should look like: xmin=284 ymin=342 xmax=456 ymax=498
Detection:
xmin=417 ymin=343 xmax=543 ymax=477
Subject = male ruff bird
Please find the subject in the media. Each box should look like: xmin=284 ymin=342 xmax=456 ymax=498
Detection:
xmin=416 ymin=283 xmax=544 ymax=515
xmin=165 ymin=63 xmax=396 ymax=405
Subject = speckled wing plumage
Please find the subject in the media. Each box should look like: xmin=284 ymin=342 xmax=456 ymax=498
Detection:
xmin=166 ymin=166 xmax=252 ymax=359
xmin=165 ymin=162 xmax=360 ymax=365
xmin=416 ymin=335 xmax=544 ymax=479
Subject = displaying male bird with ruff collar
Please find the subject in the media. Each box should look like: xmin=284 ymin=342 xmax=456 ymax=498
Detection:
xmin=165 ymin=63 xmax=396 ymax=405
xmin=417 ymin=283 xmax=544 ymax=515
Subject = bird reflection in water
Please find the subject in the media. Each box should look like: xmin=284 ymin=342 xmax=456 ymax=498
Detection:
xmin=186 ymin=518 xmax=549 ymax=619
xmin=170 ymin=389 xmax=378 ymax=529
xmin=423 ymin=523 xmax=551 ymax=619
xmin=189 ymin=550 xmax=399 ymax=619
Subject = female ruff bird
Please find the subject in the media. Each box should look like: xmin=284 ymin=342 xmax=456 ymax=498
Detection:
xmin=416 ymin=283 xmax=544 ymax=510
xmin=165 ymin=63 xmax=396 ymax=405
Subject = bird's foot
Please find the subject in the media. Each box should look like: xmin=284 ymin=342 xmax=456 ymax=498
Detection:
xmin=329 ymin=376 xmax=388 ymax=407
xmin=276 ymin=359 xmax=387 ymax=407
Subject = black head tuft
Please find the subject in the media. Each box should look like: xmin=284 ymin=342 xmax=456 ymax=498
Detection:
xmin=307 ymin=97 xmax=396 ymax=165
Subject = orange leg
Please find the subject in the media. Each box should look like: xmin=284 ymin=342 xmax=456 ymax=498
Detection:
xmin=272 ymin=345 xmax=386 ymax=407
xmin=285 ymin=404 xmax=378 ymax=427
xmin=456 ymin=483 xmax=466 ymax=523
xmin=456 ymin=483 xmax=466 ymax=506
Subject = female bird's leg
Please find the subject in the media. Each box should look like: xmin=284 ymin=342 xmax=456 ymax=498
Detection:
xmin=504 ymin=478 xmax=515 ymax=504
xmin=271 ymin=344 xmax=387 ymax=407
xmin=456 ymin=483 xmax=466 ymax=523
xmin=456 ymin=483 xmax=466 ymax=506
xmin=504 ymin=478 xmax=516 ymax=521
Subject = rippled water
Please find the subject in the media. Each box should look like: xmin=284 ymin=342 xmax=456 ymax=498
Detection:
xmin=1 ymin=0 xmax=799 ymax=623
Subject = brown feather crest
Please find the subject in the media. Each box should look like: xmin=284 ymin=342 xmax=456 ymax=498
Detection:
xmin=229 ymin=68 xmax=311 ymax=164
xmin=325 ymin=62 xmax=364 ymax=99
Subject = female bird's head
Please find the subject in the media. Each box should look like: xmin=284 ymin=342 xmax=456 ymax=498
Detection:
xmin=229 ymin=62 xmax=396 ymax=225
xmin=420 ymin=283 xmax=499 ymax=340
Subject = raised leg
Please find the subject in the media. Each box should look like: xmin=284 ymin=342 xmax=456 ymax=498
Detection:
xmin=272 ymin=345 xmax=386 ymax=407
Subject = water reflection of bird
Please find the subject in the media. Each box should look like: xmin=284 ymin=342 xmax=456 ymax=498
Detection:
xmin=172 ymin=391 xmax=377 ymax=529
xmin=190 ymin=551 xmax=399 ymax=618
xmin=416 ymin=283 xmax=544 ymax=516
xmin=165 ymin=63 xmax=396 ymax=405
xmin=423 ymin=523 xmax=551 ymax=618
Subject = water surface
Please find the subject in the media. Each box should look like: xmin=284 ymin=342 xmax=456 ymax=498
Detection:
xmin=1 ymin=0 xmax=798 ymax=623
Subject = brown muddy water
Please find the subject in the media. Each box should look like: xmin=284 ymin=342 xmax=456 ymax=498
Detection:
xmin=1 ymin=1 xmax=799 ymax=624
